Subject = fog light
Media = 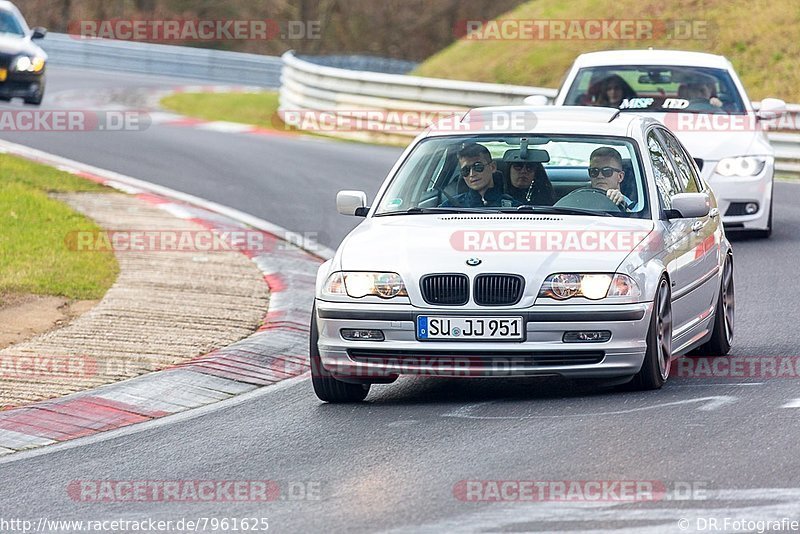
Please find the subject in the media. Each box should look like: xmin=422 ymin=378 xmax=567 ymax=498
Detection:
xmin=341 ymin=329 xmax=385 ymax=341
xmin=563 ymin=331 xmax=611 ymax=343
xmin=744 ymin=202 xmax=759 ymax=215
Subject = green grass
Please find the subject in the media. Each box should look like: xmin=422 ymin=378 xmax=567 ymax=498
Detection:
xmin=413 ymin=0 xmax=800 ymax=101
xmin=160 ymin=91 xmax=294 ymax=131
xmin=160 ymin=91 xmax=410 ymax=146
xmin=0 ymin=155 xmax=118 ymax=303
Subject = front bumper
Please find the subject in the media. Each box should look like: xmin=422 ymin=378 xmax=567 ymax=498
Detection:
xmin=315 ymin=300 xmax=653 ymax=380
xmin=704 ymin=158 xmax=773 ymax=231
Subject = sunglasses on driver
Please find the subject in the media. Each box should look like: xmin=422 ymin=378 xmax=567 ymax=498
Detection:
xmin=588 ymin=166 xmax=623 ymax=178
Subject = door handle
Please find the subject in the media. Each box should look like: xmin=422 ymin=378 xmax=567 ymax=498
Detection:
xmin=692 ymin=220 xmax=704 ymax=232
xmin=709 ymin=208 xmax=719 ymax=218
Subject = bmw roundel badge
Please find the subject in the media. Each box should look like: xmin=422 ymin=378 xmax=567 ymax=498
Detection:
xmin=466 ymin=257 xmax=482 ymax=266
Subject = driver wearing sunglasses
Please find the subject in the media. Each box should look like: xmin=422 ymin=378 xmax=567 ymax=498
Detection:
xmin=441 ymin=143 xmax=517 ymax=208
xmin=588 ymin=147 xmax=632 ymax=209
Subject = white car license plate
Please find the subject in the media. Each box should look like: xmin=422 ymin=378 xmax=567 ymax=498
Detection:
xmin=417 ymin=316 xmax=524 ymax=340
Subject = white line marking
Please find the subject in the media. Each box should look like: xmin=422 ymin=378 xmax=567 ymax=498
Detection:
xmin=671 ymin=382 xmax=764 ymax=387
xmin=443 ymin=396 xmax=737 ymax=420
xmin=780 ymin=398 xmax=800 ymax=408
xmin=196 ymin=121 xmax=256 ymax=133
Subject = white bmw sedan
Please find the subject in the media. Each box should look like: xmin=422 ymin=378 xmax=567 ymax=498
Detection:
xmin=553 ymin=49 xmax=785 ymax=238
xmin=311 ymin=107 xmax=734 ymax=402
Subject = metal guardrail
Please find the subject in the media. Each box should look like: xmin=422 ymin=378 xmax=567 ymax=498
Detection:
xmin=297 ymin=54 xmax=418 ymax=75
xmin=40 ymin=33 xmax=283 ymax=87
xmin=769 ymin=131 xmax=800 ymax=173
xmin=280 ymin=51 xmax=800 ymax=173
xmin=279 ymin=50 xmax=556 ymax=143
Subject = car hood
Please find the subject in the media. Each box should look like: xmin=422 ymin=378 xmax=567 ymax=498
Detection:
xmin=643 ymin=112 xmax=772 ymax=160
xmin=0 ymin=35 xmax=44 ymax=57
xmin=339 ymin=215 xmax=654 ymax=306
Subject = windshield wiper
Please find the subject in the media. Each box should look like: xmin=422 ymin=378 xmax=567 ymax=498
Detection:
xmin=498 ymin=205 xmax=615 ymax=217
xmin=377 ymin=207 xmax=498 ymax=216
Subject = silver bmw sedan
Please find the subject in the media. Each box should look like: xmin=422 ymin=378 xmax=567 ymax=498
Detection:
xmin=311 ymin=106 xmax=734 ymax=402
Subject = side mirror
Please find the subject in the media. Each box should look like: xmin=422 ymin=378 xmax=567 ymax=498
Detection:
xmin=523 ymin=94 xmax=550 ymax=106
xmin=336 ymin=190 xmax=369 ymax=217
xmin=756 ymin=98 xmax=786 ymax=120
xmin=693 ymin=157 xmax=704 ymax=171
xmin=667 ymin=192 xmax=710 ymax=219
xmin=31 ymin=27 xmax=46 ymax=40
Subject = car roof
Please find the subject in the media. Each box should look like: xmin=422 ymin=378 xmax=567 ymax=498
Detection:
xmin=571 ymin=49 xmax=732 ymax=70
xmin=425 ymin=106 xmax=655 ymax=138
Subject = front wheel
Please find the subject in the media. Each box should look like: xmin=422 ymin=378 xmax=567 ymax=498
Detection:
xmin=24 ymin=87 xmax=44 ymax=106
xmin=628 ymin=277 xmax=673 ymax=390
xmin=309 ymin=305 xmax=370 ymax=403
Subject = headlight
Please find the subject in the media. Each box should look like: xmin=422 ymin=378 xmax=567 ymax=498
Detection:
xmin=323 ymin=272 xmax=408 ymax=299
xmin=538 ymin=273 xmax=640 ymax=300
xmin=714 ymin=157 xmax=766 ymax=177
xmin=12 ymin=55 xmax=45 ymax=73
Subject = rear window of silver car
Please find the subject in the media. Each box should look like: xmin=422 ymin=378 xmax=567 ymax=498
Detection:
xmin=564 ymin=66 xmax=746 ymax=114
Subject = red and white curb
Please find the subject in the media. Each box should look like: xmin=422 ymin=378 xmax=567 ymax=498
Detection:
xmin=0 ymin=139 xmax=328 ymax=455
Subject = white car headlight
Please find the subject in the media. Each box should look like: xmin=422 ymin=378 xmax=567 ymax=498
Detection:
xmin=714 ymin=156 xmax=766 ymax=177
xmin=12 ymin=55 xmax=45 ymax=73
xmin=539 ymin=273 xmax=640 ymax=300
xmin=323 ymin=272 xmax=408 ymax=299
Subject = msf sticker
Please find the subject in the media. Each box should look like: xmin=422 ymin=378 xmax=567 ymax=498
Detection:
xmin=619 ymin=98 xmax=654 ymax=109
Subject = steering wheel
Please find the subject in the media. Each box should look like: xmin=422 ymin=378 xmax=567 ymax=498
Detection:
xmin=435 ymin=186 xmax=463 ymax=207
xmin=555 ymin=187 xmax=626 ymax=212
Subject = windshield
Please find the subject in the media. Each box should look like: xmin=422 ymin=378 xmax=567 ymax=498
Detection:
xmin=564 ymin=65 xmax=747 ymax=114
xmin=374 ymin=135 xmax=649 ymax=218
xmin=0 ymin=9 xmax=24 ymax=37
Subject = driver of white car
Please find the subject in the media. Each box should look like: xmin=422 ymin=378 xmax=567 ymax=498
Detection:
xmin=588 ymin=147 xmax=632 ymax=209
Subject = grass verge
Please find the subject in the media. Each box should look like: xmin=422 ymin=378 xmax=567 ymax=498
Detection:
xmin=0 ymin=155 xmax=118 ymax=305
xmin=160 ymin=91 xmax=295 ymax=131
xmin=159 ymin=91 xmax=411 ymax=146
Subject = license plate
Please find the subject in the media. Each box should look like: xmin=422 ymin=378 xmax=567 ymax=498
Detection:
xmin=0 ymin=69 xmax=7 ymax=82
xmin=417 ymin=316 xmax=524 ymax=340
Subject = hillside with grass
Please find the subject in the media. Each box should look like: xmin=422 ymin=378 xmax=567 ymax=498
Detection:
xmin=413 ymin=0 xmax=799 ymax=101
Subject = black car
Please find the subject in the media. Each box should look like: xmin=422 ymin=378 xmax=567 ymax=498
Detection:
xmin=0 ymin=1 xmax=46 ymax=105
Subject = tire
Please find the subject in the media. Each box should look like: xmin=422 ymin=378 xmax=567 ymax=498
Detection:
xmin=627 ymin=277 xmax=673 ymax=390
xmin=309 ymin=305 xmax=370 ymax=403
xmin=692 ymin=255 xmax=734 ymax=356
xmin=24 ymin=92 xmax=43 ymax=105
xmin=24 ymin=85 xmax=44 ymax=106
